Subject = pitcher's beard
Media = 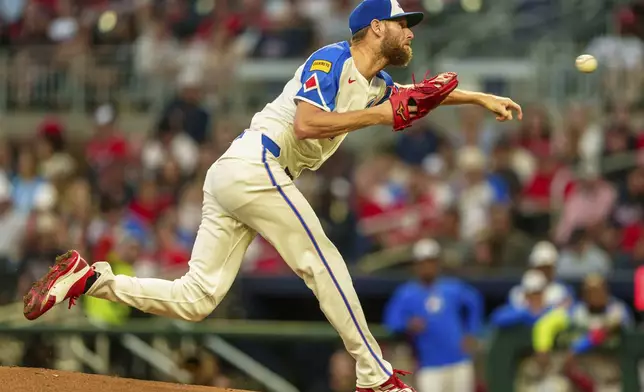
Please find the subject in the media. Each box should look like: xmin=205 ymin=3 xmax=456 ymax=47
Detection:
xmin=381 ymin=36 xmax=412 ymax=67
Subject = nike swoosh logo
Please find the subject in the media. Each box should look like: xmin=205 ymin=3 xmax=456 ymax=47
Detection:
xmin=348 ymin=78 xmax=356 ymax=84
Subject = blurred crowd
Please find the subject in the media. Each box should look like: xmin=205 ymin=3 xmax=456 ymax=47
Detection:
xmin=0 ymin=0 xmax=642 ymax=306
xmin=0 ymin=1 xmax=644 ymax=392
xmin=0 ymin=0 xmax=361 ymax=109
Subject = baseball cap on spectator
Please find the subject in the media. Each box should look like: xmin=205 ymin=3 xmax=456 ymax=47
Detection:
xmin=94 ymin=103 xmax=116 ymax=126
xmin=33 ymin=183 xmax=58 ymax=212
xmin=529 ymin=241 xmax=558 ymax=267
xmin=521 ymin=269 xmax=548 ymax=293
xmin=38 ymin=118 xmax=64 ymax=138
xmin=48 ymin=17 xmax=79 ymax=42
xmin=177 ymin=67 xmax=203 ymax=89
xmin=422 ymin=154 xmax=445 ymax=176
xmin=36 ymin=212 xmax=58 ymax=234
xmin=412 ymin=238 xmax=441 ymax=261
xmin=349 ymin=0 xmax=424 ymax=35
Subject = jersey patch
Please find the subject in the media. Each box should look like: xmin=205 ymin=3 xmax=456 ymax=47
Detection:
xmin=310 ymin=60 xmax=332 ymax=73
xmin=303 ymin=74 xmax=319 ymax=92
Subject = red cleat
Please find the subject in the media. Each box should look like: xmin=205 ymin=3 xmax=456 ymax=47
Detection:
xmin=356 ymin=369 xmax=416 ymax=392
xmin=23 ymin=250 xmax=94 ymax=320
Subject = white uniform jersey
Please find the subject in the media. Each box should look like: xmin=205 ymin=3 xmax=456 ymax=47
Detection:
xmin=248 ymin=41 xmax=395 ymax=178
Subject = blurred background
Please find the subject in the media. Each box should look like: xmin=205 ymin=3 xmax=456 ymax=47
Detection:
xmin=0 ymin=0 xmax=644 ymax=391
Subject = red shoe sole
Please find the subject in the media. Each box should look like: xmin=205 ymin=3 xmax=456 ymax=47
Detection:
xmin=23 ymin=251 xmax=84 ymax=320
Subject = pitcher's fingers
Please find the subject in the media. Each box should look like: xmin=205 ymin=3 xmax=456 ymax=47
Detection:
xmin=507 ymin=100 xmax=523 ymax=120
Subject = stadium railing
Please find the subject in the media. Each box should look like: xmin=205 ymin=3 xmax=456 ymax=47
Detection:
xmin=1 ymin=318 xmax=642 ymax=389
xmin=0 ymin=39 xmax=608 ymax=118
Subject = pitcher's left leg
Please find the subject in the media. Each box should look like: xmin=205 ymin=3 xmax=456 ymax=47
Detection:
xmin=223 ymin=164 xmax=394 ymax=388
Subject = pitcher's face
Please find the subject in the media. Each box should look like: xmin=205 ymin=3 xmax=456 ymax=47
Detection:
xmin=380 ymin=19 xmax=414 ymax=66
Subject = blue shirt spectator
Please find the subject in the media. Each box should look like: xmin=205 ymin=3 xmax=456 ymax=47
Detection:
xmin=384 ymin=239 xmax=484 ymax=368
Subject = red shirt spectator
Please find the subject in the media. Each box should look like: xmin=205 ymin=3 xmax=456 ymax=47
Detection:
xmin=128 ymin=179 xmax=172 ymax=226
xmin=522 ymin=157 xmax=574 ymax=208
xmin=85 ymin=104 xmax=130 ymax=171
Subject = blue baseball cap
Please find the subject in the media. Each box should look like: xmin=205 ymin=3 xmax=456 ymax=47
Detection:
xmin=349 ymin=0 xmax=424 ymax=35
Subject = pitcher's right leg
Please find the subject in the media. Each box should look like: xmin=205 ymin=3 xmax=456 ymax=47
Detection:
xmin=24 ymin=175 xmax=256 ymax=322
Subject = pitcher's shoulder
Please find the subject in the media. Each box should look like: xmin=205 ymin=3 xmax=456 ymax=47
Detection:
xmin=302 ymin=42 xmax=353 ymax=73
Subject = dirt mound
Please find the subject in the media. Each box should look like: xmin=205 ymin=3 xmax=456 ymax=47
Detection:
xmin=0 ymin=366 xmax=254 ymax=392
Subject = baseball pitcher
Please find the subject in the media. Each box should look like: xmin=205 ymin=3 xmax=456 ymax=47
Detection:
xmin=23 ymin=0 xmax=522 ymax=390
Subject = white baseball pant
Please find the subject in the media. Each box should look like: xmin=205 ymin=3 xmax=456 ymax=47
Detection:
xmin=86 ymin=130 xmax=394 ymax=388
xmin=416 ymin=361 xmax=474 ymax=392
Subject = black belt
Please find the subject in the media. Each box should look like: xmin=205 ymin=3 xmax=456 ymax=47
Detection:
xmin=237 ymin=131 xmax=293 ymax=180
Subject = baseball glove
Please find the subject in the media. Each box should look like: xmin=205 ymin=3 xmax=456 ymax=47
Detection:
xmin=389 ymin=72 xmax=459 ymax=132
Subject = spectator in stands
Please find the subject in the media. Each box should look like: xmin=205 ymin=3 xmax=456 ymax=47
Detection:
xmin=83 ymin=231 xmax=138 ymax=327
xmin=175 ymin=181 xmax=202 ymax=248
xmin=519 ymin=150 xmax=573 ymax=237
xmin=128 ymin=176 xmax=172 ymax=228
xmin=384 ymin=238 xmax=483 ymax=392
xmin=0 ymin=0 xmax=26 ymax=27
xmin=533 ymin=274 xmax=633 ymax=391
xmin=470 ymin=204 xmax=533 ymax=272
xmin=34 ymin=117 xmax=76 ymax=186
xmin=395 ymin=122 xmax=443 ymax=166
xmin=156 ymin=157 xmax=185 ymax=203
xmin=611 ymin=166 xmax=644 ymax=232
xmin=59 ymin=177 xmax=92 ymax=251
xmin=85 ymin=102 xmax=130 ymax=175
xmin=453 ymin=146 xmax=509 ymax=242
xmin=557 ymin=228 xmax=612 ymax=279
xmin=87 ymin=196 xmax=131 ymax=262
xmin=508 ymin=241 xmax=573 ymax=308
xmin=615 ymin=234 xmax=644 ymax=270
xmin=10 ymin=147 xmax=57 ymax=215
xmin=452 ymin=105 xmax=499 ymax=154
xmin=434 ymin=207 xmax=470 ymax=271
xmin=555 ymin=164 xmax=617 ymax=245
xmin=558 ymin=101 xmax=603 ymax=168
xmin=517 ymin=105 xmax=552 ymax=158
xmin=602 ymin=104 xmax=638 ymax=182
xmin=0 ymin=171 xmax=28 ymax=304
xmin=153 ymin=209 xmax=191 ymax=270
xmin=354 ymin=154 xmax=407 ymax=251
xmin=141 ymin=116 xmax=199 ymax=177
xmin=490 ymin=270 xmax=551 ymax=328
xmin=254 ymin=0 xmax=318 ymax=58
xmin=489 ymin=138 xmax=522 ymax=202
xmin=16 ymin=212 xmax=66 ymax=300
xmin=157 ymin=69 xmax=211 ymax=145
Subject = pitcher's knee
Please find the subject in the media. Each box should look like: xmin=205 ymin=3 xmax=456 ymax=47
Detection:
xmin=179 ymin=302 xmax=214 ymax=322
xmin=173 ymin=277 xmax=217 ymax=322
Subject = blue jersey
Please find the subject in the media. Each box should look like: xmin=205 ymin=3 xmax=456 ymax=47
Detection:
xmin=384 ymin=278 xmax=484 ymax=368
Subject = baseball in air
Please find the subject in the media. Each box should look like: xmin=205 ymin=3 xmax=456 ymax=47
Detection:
xmin=575 ymin=54 xmax=597 ymax=73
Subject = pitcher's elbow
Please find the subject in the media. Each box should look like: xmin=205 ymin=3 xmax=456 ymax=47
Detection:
xmin=293 ymin=121 xmax=313 ymax=140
